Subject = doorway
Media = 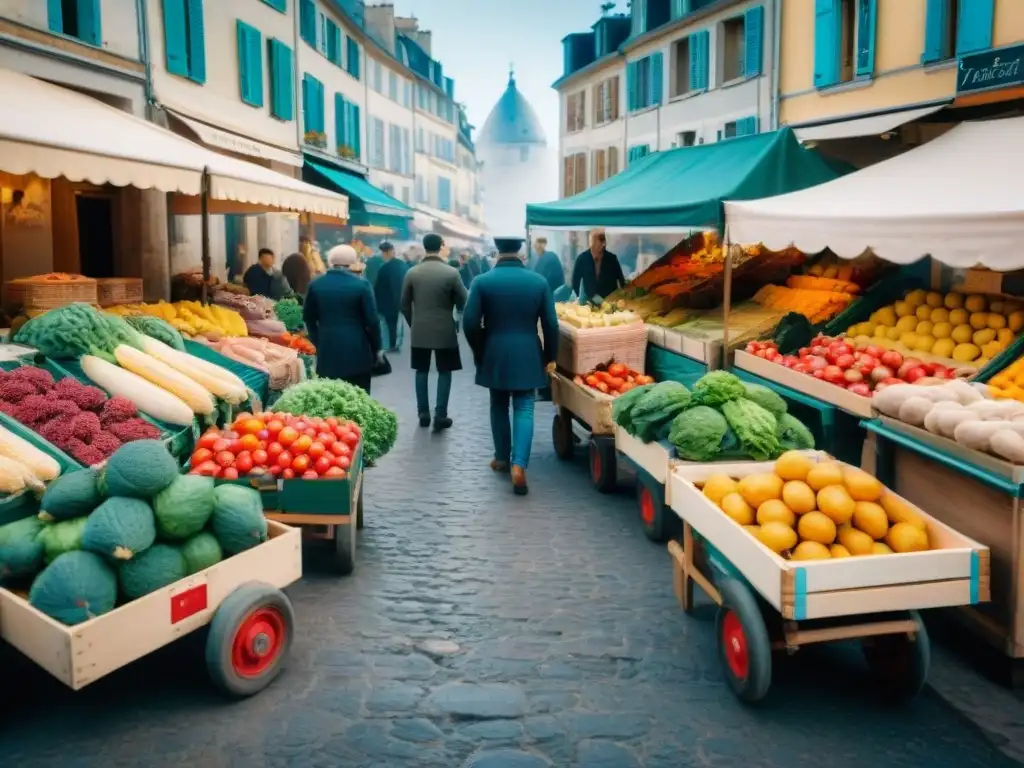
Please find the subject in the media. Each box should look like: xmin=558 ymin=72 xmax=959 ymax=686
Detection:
xmin=75 ymin=194 xmax=115 ymax=278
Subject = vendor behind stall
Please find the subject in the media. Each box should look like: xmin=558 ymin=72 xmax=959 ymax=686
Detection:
xmin=571 ymin=231 xmax=624 ymax=300
xmin=244 ymin=248 xmax=292 ymax=300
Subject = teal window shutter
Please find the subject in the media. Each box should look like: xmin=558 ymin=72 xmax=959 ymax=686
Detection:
xmin=262 ymin=0 xmax=286 ymax=11
xmin=303 ymin=74 xmax=324 ymax=133
xmin=162 ymin=0 xmax=188 ymax=77
xmin=77 ymin=0 xmax=102 ymax=45
xmin=47 ymin=0 xmax=63 ymax=33
xmin=736 ymin=116 xmax=759 ymax=136
xmin=269 ymin=40 xmax=293 ymax=120
xmin=650 ymin=52 xmax=664 ymax=106
xmin=698 ymin=30 xmax=710 ymax=89
xmin=957 ymin=0 xmax=994 ymax=55
xmin=626 ymin=61 xmax=637 ymax=111
xmin=237 ymin=22 xmax=263 ymax=107
xmin=671 ymin=0 xmax=691 ymax=20
xmin=346 ymin=36 xmax=360 ymax=79
xmin=186 ymin=0 xmax=206 ymax=83
xmin=349 ymin=103 xmax=361 ymax=159
xmin=688 ymin=32 xmax=701 ymax=90
xmin=855 ymin=0 xmax=877 ymax=77
xmin=744 ymin=5 xmax=763 ymax=77
xmin=325 ymin=19 xmax=341 ymax=65
xmin=813 ymin=0 xmax=840 ymax=88
xmin=316 ymin=79 xmax=326 ymax=132
xmin=335 ymin=94 xmax=348 ymax=152
xmin=921 ymin=0 xmax=948 ymax=63
xmin=299 ymin=0 xmax=316 ymax=46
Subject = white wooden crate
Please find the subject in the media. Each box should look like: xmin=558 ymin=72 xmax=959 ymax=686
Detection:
xmin=668 ymin=458 xmax=989 ymax=621
xmin=615 ymin=426 xmax=674 ymax=486
xmin=0 ymin=521 xmax=302 ymax=690
xmin=659 ymin=329 xmax=722 ymax=368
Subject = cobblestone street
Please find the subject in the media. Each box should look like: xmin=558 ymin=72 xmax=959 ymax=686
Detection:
xmin=2 ymin=347 xmax=1022 ymax=767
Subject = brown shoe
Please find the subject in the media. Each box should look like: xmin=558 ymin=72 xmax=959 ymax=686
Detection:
xmin=490 ymin=459 xmax=510 ymax=473
xmin=511 ymin=465 xmax=528 ymax=496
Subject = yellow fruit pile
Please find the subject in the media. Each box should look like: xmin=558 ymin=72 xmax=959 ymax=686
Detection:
xmin=845 ymin=289 xmax=1022 ymax=367
xmin=107 ymin=301 xmax=247 ymax=337
xmin=701 ymin=452 xmax=931 ymax=560
xmin=987 ymin=358 xmax=1024 ymax=402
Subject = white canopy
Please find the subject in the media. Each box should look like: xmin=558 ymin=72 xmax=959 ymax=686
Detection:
xmin=725 ymin=117 xmax=1024 ymax=269
xmin=0 ymin=68 xmax=347 ymax=219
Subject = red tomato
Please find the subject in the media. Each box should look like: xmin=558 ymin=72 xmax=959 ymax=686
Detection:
xmin=222 ymin=430 xmax=239 ymax=441
xmin=228 ymin=439 xmax=245 ymax=455
xmin=308 ymin=441 xmax=326 ymax=459
xmin=278 ymin=426 xmax=298 ymax=446
xmin=240 ymin=418 xmax=265 ymax=435
xmin=266 ymin=419 xmax=284 ymax=435
xmin=292 ymin=435 xmax=313 ymax=455
xmin=222 ymin=467 xmax=239 ymax=480
xmin=251 ymin=449 xmax=269 ymax=466
xmin=282 ymin=468 xmax=295 ymax=479
xmin=342 ymin=431 xmax=359 ymax=447
xmin=194 ymin=460 xmax=221 ymax=477
xmin=314 ymin=456 xmax=333 ymax=475
xmin=256 ymin=430 xmax=270 ymax=441
xmin=336 ymin=455 xmax=351 ymax=470
xmin=291 ymin=420 xmax=308 ymax=433
xmin=276 ymin=450 xmax=293 ymax=469
xmin=316 ymin=432 xmax=336 ymax=446
xmin=267 ymin=441 xmax=283 ymax=459
xmin=197 ymin=432 xmax=220 ymax=451
xmin=301 ymin=470 xmax=319 ymax=480
xmin=330 ymin=441 xmax=351 ymax=458
xmin=234 ymin=452 xmax=254 ymax=474
xmin=324 ymin=466 xmax=346 ymax=478
xmin=324 ymin=417 xmax=337 ymax=428
xmin=212 ymin=438 xmax=231 ymax=453
xmin=191 ymin=447 xmax=213 ymax=465
xmin=213 ymin=451 xmax=235 ymax=468
xmin=237 ymin=434 xmax=258 ymax=452
xmin=303 ymin=428 xmax=317 ymax=440
xmin=291 ymin=454 xmax=311 ymax=473
xmin=333 ymin=425 xmax=348 ymax=439
xmin=268 ymin=465 xmax=282 ymax=476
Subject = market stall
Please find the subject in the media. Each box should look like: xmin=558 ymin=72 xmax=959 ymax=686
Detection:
xmin=724 ymin=116 xmax=1024 ymax=677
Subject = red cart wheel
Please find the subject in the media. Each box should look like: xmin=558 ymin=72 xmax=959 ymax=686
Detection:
xmin=231 ymin=607 xmax=287 ymax=677
xmin=636 ymin=474 xmax=670 ymax=542
xmin=715 ymin=578 xmax=772 ymax=704
xmin=589 ymin=437 xmax=616 ymax=493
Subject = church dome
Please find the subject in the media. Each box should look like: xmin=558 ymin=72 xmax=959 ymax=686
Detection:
xmin=478 ymin=69 xmax=547 ymax=147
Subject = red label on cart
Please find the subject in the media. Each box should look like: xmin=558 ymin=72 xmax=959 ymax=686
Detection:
xmin=171 ymin=584 xmax=208 ymax=624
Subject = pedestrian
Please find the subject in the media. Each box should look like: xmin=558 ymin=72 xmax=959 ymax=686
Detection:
xmin=463 ymin=237 xmax=559 ymax=496
xmin=458 ymin=251 xmax=475 ymax=291
xmin=571 ymin=230 xmax=624 ymax=301
xmin=244 ymin=248 xmax=292 ymax=300
xmin=375 ymin=241 xmax=405 ymax=352
xmin=401 ymin=233 xmax=468 ymax=431
xmin=531 ymin=237 xmax=565 ymax=293
xmin=472 ymin=251 xmax=490 ymax=274
xmin=526 ymin=237 xmax=544 ymax=271
xmin=281 ymin=252 xmax=312 ymax=299
xmin=303 ymin=244 xmax=382 ymax=394
xmin=364 ymin=245 xmax=385 ymax=287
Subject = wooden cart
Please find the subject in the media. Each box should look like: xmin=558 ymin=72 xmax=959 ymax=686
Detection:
xmin=0 ymin=521 xmax=302 ymax=696
xmin=666 ymin=458 xmax=990 ymax=704
xmin=549 ymin=371 xmax=618 ymax=492
xmin=614 ymin=426 xmax=679 ymax=542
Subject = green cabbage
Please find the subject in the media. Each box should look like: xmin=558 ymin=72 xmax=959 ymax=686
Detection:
xmin=742 ymin=383 xmax=787 ymax=420
xmin=669 ymin=406 xmax=729 ymax=461
xmin=720 ymin=399 xmax=780 ymax=461
xmin=124 ymin=315 xmax=185 ymax=351
xmin=777 ymin=413 xmax=815 ymax=452
xmin=691 ymin=371 xmax=746 ymax=407
xmin=611 ymin=383 xmax=655 ymax=429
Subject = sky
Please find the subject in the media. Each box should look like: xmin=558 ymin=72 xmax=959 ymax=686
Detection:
xmin=389 ymin=0 xmax=618 ymax=146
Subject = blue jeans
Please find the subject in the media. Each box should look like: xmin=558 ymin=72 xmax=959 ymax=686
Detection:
xmin=380 ymin=315 xmax=403 ymax=350
xmin=489 ymin=390 xmax=536 ymax=468
xmin=416 ymin=370 xmax=452 ymax=418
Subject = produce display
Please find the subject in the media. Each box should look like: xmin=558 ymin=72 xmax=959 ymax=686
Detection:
xmin=12 ymin=303 xmax=143 ymax=362
xmin=701 ymin=452 xmax=931 ymax=560
xmin=274 ymin=298 xmax=304 ymax=333
xmin=752 ymin=275 xmax=859 ymax=324
xmin=210 ymin=291 xmax=287 ymax=337
xmin=843 ymin=289 xmax=1023 ymax=368
xmin=986 ymin=357 xmax=1024 ymax=403
xmin=190 ymin=335 xmax=301 ymax=391
xmin=745 ymin=334 xmax=960 ymax=398
xmin=613 ymin=371 xmax=815 ymax=460
xmin=108 ymin=301 xmax=248 ymax=339
xmin=0 ymin=439 xmax=268 ymax=625
xmin=271 ymin=380 xmax=397 ymax=463
xmin=0 ymin=365 xmax=160 ymax=466
xmin=121 ymin=315 xmax=186 ymax=351
xmin=280 ymin=332 xmax=315 ymax=356
xmin=188 ymin=411 xmax=360 ymax=480
xmin=555 ymin=303 xmax=640 ymax=328
xmin=572 ymin=362 xmax=653 ymax=397
xmin=874 ymin=378 xmax=1024 ymax=464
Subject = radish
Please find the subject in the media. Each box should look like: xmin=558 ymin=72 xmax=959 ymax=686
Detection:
xmin=844 ymin=369 xmax=864 ymax=383
xmin=848 ymin=382 xmax=871 ymax=397
xmin=870 ymin=366 xmax=894 ymax=384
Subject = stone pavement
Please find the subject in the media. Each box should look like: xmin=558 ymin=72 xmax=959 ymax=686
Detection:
xmin=2 ymin=344 xmax=1022 ymax=767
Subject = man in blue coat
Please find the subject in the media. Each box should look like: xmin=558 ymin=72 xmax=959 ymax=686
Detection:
xmin=531 ymin=237 xmax=565 ymax=293
xmin=304 ymin=245 xmax=382 ymax=393
xmin=463 ymin=237 xmax=559 ymax=496
xmin=374 ymin=241 xmax=405 ymax=352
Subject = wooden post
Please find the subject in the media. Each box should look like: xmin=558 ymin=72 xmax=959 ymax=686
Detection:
xmin=721 ymin=235 xmax=733 ymax=370
xmin=200 ymin=168 xmax=210 ymax=304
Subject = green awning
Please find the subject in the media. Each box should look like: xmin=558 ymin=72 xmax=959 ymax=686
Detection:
xmin=304 ymin=158 xmax=413 ymax=220
xmin=526 ymin=128 xmax=841 ymax=231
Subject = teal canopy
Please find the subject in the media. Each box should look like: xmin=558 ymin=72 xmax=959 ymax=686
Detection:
xmin=304 ymin=158 xmax=413 ymax=222
xmin=526 ymin=128 xmax=840 ymax=231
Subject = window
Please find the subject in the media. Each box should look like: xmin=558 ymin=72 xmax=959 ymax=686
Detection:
xmin=608 ymin=146 xmax=619 ymax=176
xmin=593 ymin=76 xmax=620 ymax=124
xmin=162 ymin=0 xmax=206 ymax=83
xmin=592 ymin=149 xmax=607 ymax=186
xmin=923 ymin=0 xmax=991 ymax=62
xmin=415 ymin=174 xmax=428 ymax=204
xmin=403 ymin=80 xmax=412 ymax=107
xmin=416 ymin=127 xmax=424 ymax=152
xmin=626 ymin=53 xmax=663 ymax=111
xmin=302 ymin=73 xmax=325 ymax=142
xmin=236 ymin=21 xmax=263 ymax=107
xmin=402 ymin=128 xmax=412 ymax=173
xmin=299 ymin=0 xmax=316 ymax=47
xmin=325 ymin=18 xmax=341 ymax=65
xmin=437 ymin=177 xmax=452 ymax=212
xmin=671 ymin=36 xmax=691 ymax=97
xmin=627 ymin=144 xmax=650 ymax=163
xmin=562 ymin=153 xmax=587 ymax=197
xmin=318 ymin=13 xmax=327 ymax=56
xmin=268 ymin=39 xmax=294 ymax=120
xmin=566 ymin=91 xmax=585 ymax=132
xmin=401 ymin=187 xmax=411 ymax=205
xmin=631 ymin=0 xmax=647 ymax=37
xmin=676 ymin=130 xmax=697 ymax=147
xmin=721 ymin=17 xmax=745 ymax=82
xmin=723 ymin=121 xmax=738 ymax=139
xmin=372 ymin=59 xmax=383 ymax=93
xmin=688 ymin=29 xmax=710 ymax=91
xmin=389 ymin=71 xmax=398 ymax=101
xmin=346 ymin=36 xmax=360 ymax=79
xmin=814 ymin=0 xmax=877 ymax=87
xmin=388 ymin=124 xmax=401 ymax=172
xmin=334 ymin=93 xmax=361 ymax=159
xmin=49 ymin=0 xmax=102 ymax=46
xmin=382 ymin=183 xmax=395 ymax=197
xmin=369 ymin=117 xmax=385 ymax=168
xmin=574 ymin=153 xmax=587 ymax=194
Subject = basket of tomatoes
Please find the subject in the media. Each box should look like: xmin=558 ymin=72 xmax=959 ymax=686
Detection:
xmin=573 ymin=362 xmax=654 ymax=398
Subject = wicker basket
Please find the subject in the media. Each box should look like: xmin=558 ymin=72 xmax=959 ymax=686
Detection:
xmin=6 ymin=274 xmax=97 ymax=311
xmin=96 ymin=278 xmax=143 ymax=307
xmin=556 ymin=321 xmax=648 ymax=375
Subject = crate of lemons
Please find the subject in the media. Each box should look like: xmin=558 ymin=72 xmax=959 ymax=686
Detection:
xmin=700 ymin=452 xmax=930 ymax=561
xmin=845 ymin=289 xmax=1024 ymax=369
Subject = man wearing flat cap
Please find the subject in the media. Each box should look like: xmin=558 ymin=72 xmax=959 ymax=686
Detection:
xmin=463 ymin=236 xmax=559 ymax=496
xmin=304 ymin=244 xmax=382 ymax=393
xmin=401 ymin=233 xmax=468 ymax=430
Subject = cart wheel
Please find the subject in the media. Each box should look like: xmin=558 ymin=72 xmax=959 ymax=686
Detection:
xmin=552 ymin=412 xmax=574 ymax=460
xmin=636 ymin=474 xmax=669 ymax=542
xmin=862 ymin=610 xmax=930 ymax=702
xmin=206 ymin=582 xmax=294 ymax=698
xmin=333 ymin=519 xmax=356 ymax=575
xmin=716 ymin=577 xmax=772 ymax=704
xmin=589 ymin=436 xmax=617 ymax=493
xmin=356 ymin=483 xmax=365 ymax=530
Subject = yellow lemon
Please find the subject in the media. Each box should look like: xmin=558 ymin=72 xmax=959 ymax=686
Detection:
xmin=894 ymin=300 xmax=912 ymax=318
xmin=952 ymin=343 xmax=981 ymax=362
xmin=914 ymin=305 xmax=931 ymax=321
xmin=970 ymin=312 xmax=990 ymax=330
xmin=915 ymin=320 xmax=934 ymax=337
xmin=945 ymin=293 xmax=965 ymax=310
xmin=798 ymin=511 xmax=838 ymax=545
xmin=973 ymin=328 xmax=996 ymax=347
xmin=998 ymin=328 xmax=1015 ymax=345
xmin=932 ymin=338 xmax=956 ymax=358
xmin=914 ymin=335 xmax=935 ymax=353
xmin=988 ymin=313 xmax=1007 ymax=330
xmin=886 ymin=327 xmax=902 ymax=340
xmin=875 ymin=307 xmax=898 ymax=327
xmin=949 ymin=308 xmax=969 ymax=326
xmin=932 ymin=322 xmax=952 ymax=339
xmin=925 ymin=291 xmax=944 ymax=308
xmin=874 ymin=325 xmax=889 ymax=339
xmin=1009 ymin=311 xmax=1024 ymax=332
xmin=895 ymin=316 xmax=918 ymax=333
xmin=905 ymin=289 xmax=927 ymax=307
xmin=951 ymin=324 xmax=974 ymax=344
xmin=990 ymin=300 xmax=1005 ymax=314
xmin=899 ymin=332 xmax=919 ymax=350
xmin=982 ymin=341 xmax=1004 ymax=359
xmin=929 ymin=307 xmax=950 ymax=324
xmin=965 ymin=294 xmax=987 ymax=313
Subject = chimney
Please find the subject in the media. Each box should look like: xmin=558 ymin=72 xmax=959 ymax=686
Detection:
xmin=415 ymin=30 xmax=432 ymax=55
xmin=364 ymin=3 xmax=396 ymax=54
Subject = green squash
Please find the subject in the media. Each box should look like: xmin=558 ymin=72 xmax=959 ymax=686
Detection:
xmin=180 ymin=531 xmax=223 ymax=575
xmin=82 ymin=497 xmax=157 ymax=561
xmin=39 ymin=469 xmax=103 ymax=522
xmin=30 ymin=551 xmax=117 ymax=625
xmin=153 ymin=475 xmax=215 ymax=540
xmin=119 ymin=543 xmax=186 ymax=599
xmin=211 ymin=484 xmax=268 ymax=555
xmin=100 ymin=440 xmax=178 ymax=499
xmin=36 ymin=516 xmax=89 ymax=564
xmin=0 ymin=515 xmax=45 ymax=579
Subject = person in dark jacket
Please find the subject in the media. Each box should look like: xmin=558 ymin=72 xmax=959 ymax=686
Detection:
xmin=374 ymin=241 xmax=406 ymax=352
xmin=364 ymin=249 xmax=385 ymax=287
xmin=303 ymin=244 xmax=382 ymax=393
xmin=281 ymin=252 xmax=312 ymax=299
xmin=463 ymin=237 xmax=559 ymax=496
xmin=531 ymin=237 xmax=565 ymax=293
xmin=472 ymin=252 xmax=490 ymax=274
xmin=244 ymin=248 xmax=292 ymax=299
xmin=571 ymin=230 xmax=624 ymax=300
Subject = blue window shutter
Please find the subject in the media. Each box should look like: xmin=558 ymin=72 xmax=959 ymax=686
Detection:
xmin=316 ymin=79 xmax=326 ymax=133
xmin=47 ymin=0 xmax=63 ymax=33
xmin=299 ymin=0 xmax=316 ymax=46
xmin=263 ymin=0 xmax=286 ymax=11
xmin=186 ymin=0 xmax=206 ymax=83
xmin=957 ymin=0 xmax=994 ymax=55
xmin=921 ymin=0 xmax=948 ymax=63
xmin=77 ymin=0 xmax=102 ymax=45
xmin=347 ymin=37 xmax=361 ymax=79
xmin=269 ymin=41 xmax=293 ymax=120
xmin=813 ymin=0 xmax=840 ymax=88
xmin=350 ymin=103 xmax=361 ymax=159
xmin=239 ymin=23 xmax=263 ymax=107
xmin=237 ymin=23 xmax=250 ymax=104
xmin=744 ymin=6 xmax=764 ymax=77
xmin=334 ymin=94 xmax=347 ymax=152
xmin=688 ymin=33 xmax=701 ymax=90
xmin=697 ymin=30 xmax=710 ymax=90
xmin=671 ymin=0 xmax=691 ymax=20
xmin=626 ymin=62 xmax=637 ymax=111
xmin=650 ymin=53 xmax=664 ymax=106
xmin=855 ymin=0 xmax=877 ymax=77
xmin=162 ymin=0 xmax=188 ymax=76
